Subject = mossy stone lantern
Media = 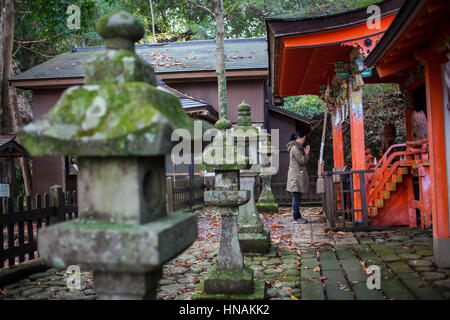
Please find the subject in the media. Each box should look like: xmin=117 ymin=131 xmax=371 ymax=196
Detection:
xmin=18 ymin=10 xmax=199 ymax=300
xmin=231 ymin=101 xmax=271 ymax=253
xmin=195 ymin=135 xmax=257 ymax=296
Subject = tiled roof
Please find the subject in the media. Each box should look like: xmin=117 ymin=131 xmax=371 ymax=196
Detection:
xmin=12 ymin=38 xmax=268 ymax=82
xmin=156 ymin=77 xmax=216 ymax=112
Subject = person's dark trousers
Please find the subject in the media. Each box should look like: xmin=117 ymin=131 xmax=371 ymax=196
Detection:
xmin=292 ymin=192 xmax=302 ymax=220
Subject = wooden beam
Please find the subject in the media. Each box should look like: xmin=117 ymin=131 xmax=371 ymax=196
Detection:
xmin=10 ymin=77 xmax=84 ymax=89
xmin=11 ymin=69 xmax=269 ymax=89
xmin=161 ymin=69 xmax=268 ymax=83
xmin=376 ymin=55 xmax=418 ymax=78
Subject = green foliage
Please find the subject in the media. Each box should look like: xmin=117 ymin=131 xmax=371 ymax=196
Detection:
xmin=282 ymin=95 xmax=325 ymax=117
xmin=12 ymin=0 xmax=388 ymax=70
xmin=14 ymin=0 xmax=117 ymax=70
xmin=363 ymin=84 xmax=406 ymax=160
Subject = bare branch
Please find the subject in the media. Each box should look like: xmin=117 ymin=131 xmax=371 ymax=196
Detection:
xmin=15 ymin=38 xmax=48 ymax=44
xmin=16 ymin=43 xmax=56 ymax=58
xmin=187 ymin=0 xmax=215 ymax=17
xmin=14 ymin=31 xmax=66 ymax=44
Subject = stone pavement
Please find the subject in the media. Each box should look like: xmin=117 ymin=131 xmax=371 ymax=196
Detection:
xmin=1 ymin=207 xmax=449 ymax=300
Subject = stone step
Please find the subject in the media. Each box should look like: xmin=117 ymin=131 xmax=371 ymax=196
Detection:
xmin=340 ymin=258 xmax=368 ymax=282
xmin=376 ymin=198 xmax=384 ymax=209
xmin=318 ymin=250 xmax=341 ymax=271
xmin=396 ymin=272 xmax=444 ymax=300
xmin=370 ymin=244 xmax=401 ymax=262
xmin=300 ymin=257 xmax=321 ymax=280
xmin=351 ymin=245 xmax=380 ymax=266
xmin=379 ymin=265 xmax=415 ymax=300
xmin=393 ymin=174 xmax=403 ymax=184
xmin=386 ymin=182 xmax=397 ymax=192
xmin=300 ymin=279 xmax=325 ymax=300
xmin=388 ymin=261 xmax=414 ymax=274
xmin=352 ymin=282 xmax=384 ymax=300
xmin=321 ymin=270 xmax=353 ymax=300
xmin=380 ymin=190 xmax=390 ymax=200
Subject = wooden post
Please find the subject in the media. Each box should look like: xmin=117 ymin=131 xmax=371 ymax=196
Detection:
xmin=25 ymin=195 xmax=34 ymax=259
xmin=349 ymin=83 xmax=366 ymax=225
xmin=17 ymin=195 xmax=25 ymax=263
xmin=188 ymin=177 xmax=193 ymax=211
xmin=50 ymin=185 xmax=65 ymax=223
xmin=332 ymin=113 xmax=345 ymax=211
xmin=417 ymin=49 xmax=450 ymax=267
xmin=7 ymin=197 xmax=14 ymax=266
xmin=331 ymin=115 xmax=345 ymax=168
xmin=166 ymin=177 xmax=174 ymax=213
xmin=0 ymin=200 xmax=4 ymax=267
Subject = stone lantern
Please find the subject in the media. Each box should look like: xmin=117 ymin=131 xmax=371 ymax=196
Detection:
xmin=231 ymin=101 xmax=271 ymax=254
xmin=18 ymin=10 xmax=199 ymax=300
xmin=194 ymin=133 xmax=264 ymax=298
xmin=256 ymin=131 xmax=279 ymax=214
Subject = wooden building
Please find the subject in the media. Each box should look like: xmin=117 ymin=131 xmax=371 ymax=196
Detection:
xmin=266 ymin=0 xmax=449 ymax=267
xmin=10 ymin=38 xmax=310 ymax=194
xmin=365 ymin=0 xmax=450 ymax=268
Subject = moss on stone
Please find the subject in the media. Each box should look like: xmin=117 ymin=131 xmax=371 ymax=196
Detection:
xmin=95 ymin=10 xmax=145 ymax=44
xmin=19 ymin=83 xmax=199 ymax=156
xmin=256 ymin=202 xmax=279 ymax=214
xmin=84 ymin=50 xmax=156 ymax=85
xmin=192 ymin=280 xmax=265 ymax=300
xmin=215 ymin=118 xmax=232 ymax=130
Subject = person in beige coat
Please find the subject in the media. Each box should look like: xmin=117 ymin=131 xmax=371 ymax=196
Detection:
xmin=286 ymin=131 xmax=310 ymax=224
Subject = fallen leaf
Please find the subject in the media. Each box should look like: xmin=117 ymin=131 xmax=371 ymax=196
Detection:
xmin=320 ymin=276 xmax=328 ymax=280
xmin=290 ymin=294 xmax=299 ymax=300
xmin=314 ymin=266 xmax=321 ymax=272
xmin=282 ymin=287 xmax=292 ymax=291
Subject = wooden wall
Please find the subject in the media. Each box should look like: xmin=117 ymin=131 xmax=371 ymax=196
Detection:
xmin=31 ymin=89 xmax=66 ymax=195
xmin=169 ymin=79 xmax=265 ymax=124
xmin=268 ymin=110 xmax=297 ymax=182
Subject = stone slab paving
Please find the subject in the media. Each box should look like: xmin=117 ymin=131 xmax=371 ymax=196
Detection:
xmin=1 ymin=206 xmax=449 ymax=300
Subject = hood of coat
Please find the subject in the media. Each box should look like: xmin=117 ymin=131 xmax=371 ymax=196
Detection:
xmin=287 ymin=141 xmax=303 ymax=152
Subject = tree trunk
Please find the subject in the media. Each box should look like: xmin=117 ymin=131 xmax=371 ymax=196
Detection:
xmin=213 ymin=0 xmax=231 ymax=130
xmin=1 ymin=0 xmax=14 ymax=133
xmin=10 ymin=64 xmax=33 ymax=195
xmin=0 ymin=0 xmax=5 ymax=128
xmin=1 ymin=1 xmax=33 ymax=195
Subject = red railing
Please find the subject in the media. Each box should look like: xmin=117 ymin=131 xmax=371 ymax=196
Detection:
xmin=367 ymin=139 xmax=428 ymax=205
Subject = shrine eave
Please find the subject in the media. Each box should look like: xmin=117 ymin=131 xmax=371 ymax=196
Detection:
xmin=267 ymin=0 xmax=405 ymax=99
xmin=365 ymin=0 xmax=450 ymax=79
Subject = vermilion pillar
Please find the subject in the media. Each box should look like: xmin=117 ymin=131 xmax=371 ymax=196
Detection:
xmin=349 ymin=83 xmax=366 ymax=225
xmin=332 ymin=113 xmax=345 ymax=211
xmin=420 ymin=49 xmax=450 ymax=267
xmin=331 ymin=116 xmax=345 ymax=168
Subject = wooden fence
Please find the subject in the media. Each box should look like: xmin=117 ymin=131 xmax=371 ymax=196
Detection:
xmin=204 ymin=175 xmax=323 ymax=207
xmin=0 ymin=186 xmax=77 ymax=269
xmin=321 ymin=170 xmax=389 ymax=232
xmin=1 ymin=175 xmax=322 ymax=269
xmin=166 ymin=177 xmax=205 ymax=212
